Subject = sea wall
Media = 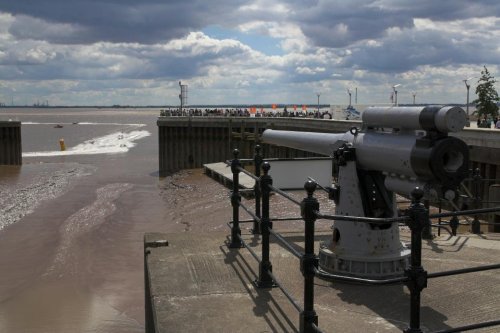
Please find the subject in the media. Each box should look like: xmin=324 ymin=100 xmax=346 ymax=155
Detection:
xmin=157 ymin=117 xmax=357 ymax=176
xmin=157 ymin=117 xmax=500 ymax=189
xmin=0 ymin=121 xmax=22 ymax=165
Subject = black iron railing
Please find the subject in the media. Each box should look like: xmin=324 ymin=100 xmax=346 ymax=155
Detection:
xmin=225 ymin=146 xmax=500 ymax=333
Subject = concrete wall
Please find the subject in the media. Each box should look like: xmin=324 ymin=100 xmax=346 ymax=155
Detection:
xmin=157 ymin=117 xmax=357 ymax=176
xmin=0 ymin=121 xmax=22 ymax=165
xmin=157 ymin=117 xmax=500 ymax=183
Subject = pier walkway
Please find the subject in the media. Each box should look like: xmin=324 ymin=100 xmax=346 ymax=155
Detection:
xmin=145 ymin=230 xmax=500 ymax=332
xmin=203 ymin=162 xmax=255 ymax=190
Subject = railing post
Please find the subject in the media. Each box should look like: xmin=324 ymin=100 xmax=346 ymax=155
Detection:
xmin=299 ymin=181 xmax=319 ymax=333
xmin=255 ymin=162 xmax=275 ymax=287
xmin=404 ymin=188 xmax=428 ymax=333
xmin=229 ymin=149 xmax=243 ymax=248
xmin=450 ymin=215 xmax=459 ymax=236
xmin=421 ymin=199 xmax=433 ymax=240
xmin=253 ymin=145 xmax=263 ymax=234
xmin=471 ymin=168 xmax=482 ymax=234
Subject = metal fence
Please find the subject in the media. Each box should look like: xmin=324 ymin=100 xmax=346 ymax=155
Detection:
xmin=226 ymin=146 xmax=500 ymax=333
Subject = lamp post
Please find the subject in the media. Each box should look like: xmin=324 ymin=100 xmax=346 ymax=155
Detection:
xmin=393 ymin=84 xmax=401 ymax=106
xmin=316 ymin=93 xmax=320 ymax=114
xmin=347 ymin=88 xmax=352 ymax=107
xmin=412 ymin=92 xmax=417 ymax=105
xmin=463 ymin=77 xmax=473 ymax=126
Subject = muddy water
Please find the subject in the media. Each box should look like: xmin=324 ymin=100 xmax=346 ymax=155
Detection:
xmin=0 ymin=108 xmax=335 ymax=332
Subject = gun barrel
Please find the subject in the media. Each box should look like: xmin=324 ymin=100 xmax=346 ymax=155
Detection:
xmin=362 ymin=105 xmax=466 ymax=132
xmin=262 ymin=129 xmax=469 ymax=188
xmin=261 ymin=130 xmax=350 ymax=156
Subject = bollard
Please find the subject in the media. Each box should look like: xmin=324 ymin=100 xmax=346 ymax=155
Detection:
xmin=404 ymin=188 xmax=428 ymax=333
xmin=253 ymin=145 xmax=263 ymax=234
xmin=299 ymin=181 xmax=319 ymax=333
xmin=59 ymin=138 xmax=66 ymax=151
xmin=255 ymin=162 xmax=275 ymax=288
xmin=229 ymin=149 xmax=243 ymax=248
xmin=471 ymin=168 xmax=481 ymax=234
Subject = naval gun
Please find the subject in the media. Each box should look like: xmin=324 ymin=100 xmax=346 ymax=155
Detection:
xmin=262 ymin=106 xmax=469 ymax=279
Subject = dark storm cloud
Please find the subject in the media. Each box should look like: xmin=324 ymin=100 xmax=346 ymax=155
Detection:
xmin=0 ymin=0 xmax=245 ymax=44
xmin=341 ymin=19 xmax=500 ymax=72
xmin=290 ymin=0 xmax=499 ymax=48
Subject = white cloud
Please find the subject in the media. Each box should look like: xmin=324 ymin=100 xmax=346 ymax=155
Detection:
xmin=0 ymin=1 xmax=499 ymax=105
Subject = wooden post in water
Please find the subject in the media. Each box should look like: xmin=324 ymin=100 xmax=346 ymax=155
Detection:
xmin=0 ymin=121 xmax=22 ymax=165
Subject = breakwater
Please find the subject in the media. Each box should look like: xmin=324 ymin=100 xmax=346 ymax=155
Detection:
xmin=0 ymin=120 xmax=22 ymax=165
xmin=157 ymin=117 xmax=500 ymax=200
xmin=157 ymin=117 xmax=356 ymax=176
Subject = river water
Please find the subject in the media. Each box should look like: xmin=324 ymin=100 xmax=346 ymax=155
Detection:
xmin=0 ymin=107 xmax=233 ymax=333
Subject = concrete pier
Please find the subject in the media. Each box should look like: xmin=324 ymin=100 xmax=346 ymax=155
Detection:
xmin=144 ymin=230 xmax=500 ymax=332
xmin=158 ymin=117 xmax=500 ymax=203
xmin=157 ymin=117 xmax=354 ymax=176
xmin=0 ymin=120 xmax=22 ymax=165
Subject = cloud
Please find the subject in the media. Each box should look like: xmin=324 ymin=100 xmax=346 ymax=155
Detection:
xmin=0 ymin=0 xmax=246 ymax=44
xmin=0 ymin=0 xmax=499 ymax=105
xmin=341 ymin=17 xmax=500 ymax=72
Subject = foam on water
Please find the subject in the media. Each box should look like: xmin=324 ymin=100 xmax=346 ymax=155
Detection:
xmin=23 ymin=130 xmax=151 ymax=157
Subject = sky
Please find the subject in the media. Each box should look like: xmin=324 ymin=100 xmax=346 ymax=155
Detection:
xmin=0 ymin=0 xmax=499 ymax=106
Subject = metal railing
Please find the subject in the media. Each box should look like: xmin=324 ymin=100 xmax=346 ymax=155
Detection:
xmin=225 ymin=146 xmax=500 ymax=333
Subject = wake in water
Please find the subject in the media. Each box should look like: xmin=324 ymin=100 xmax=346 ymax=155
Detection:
xmin=23 ymin=130 xmax=150 ymax=157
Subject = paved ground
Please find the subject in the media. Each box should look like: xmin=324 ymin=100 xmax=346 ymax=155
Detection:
xmin=145 ymin=229 xmax=500 ymax=333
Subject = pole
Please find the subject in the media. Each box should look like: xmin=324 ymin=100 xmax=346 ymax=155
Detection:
xmin=466 ymin=84 xmax=470 ymax=121
xmin=253 ymin=145 xmax=263 ymax=234
xmin=316 ymin=93 xmax=320 ymax=113
xmin=404 ymin=188 xmax=428 ymax=333
xmin=300 ymin=181 xmax=319 ymax=333
xmin=229 ymin=149 xmax=243 ymax=248
xmin=471 ymin=168 xmax=481 ymax=234
xmin=255 ymin=162 xmax=275 ymax=287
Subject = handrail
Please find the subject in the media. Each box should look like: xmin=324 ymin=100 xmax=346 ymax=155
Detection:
xmin=269 ymin=228 xmax=303 ymax=259
xmin=432 ymin=319 xmax=500 ymax=333
xmin=268 ymin=184 xmax=302 ymax=206
xmin=226 ymin=148 xmax=500 ymax=333
xmin=429 ymin=206 xmax=500 ymax=218
xmin=428 ymin=263 xmax=500 ymax=279
xmin=267 ymin=269 xmax=303 ymax=313
xmin=238 ymin=200 xmax=261 ymax=224
xmin=315 ymin=211 xmax=408 ymax=224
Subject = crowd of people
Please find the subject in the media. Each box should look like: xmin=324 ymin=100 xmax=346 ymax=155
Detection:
xmin=477 ymin=116 xmax=500 ymax=129
xmin=159 ymin=108 xmax=333 ymax=119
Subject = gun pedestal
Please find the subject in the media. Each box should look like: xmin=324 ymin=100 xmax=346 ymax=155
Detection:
xmin=319 ymin=143 xmax=410 ymax=279
xmin=262 ymin=105 xmax=470 ymax=280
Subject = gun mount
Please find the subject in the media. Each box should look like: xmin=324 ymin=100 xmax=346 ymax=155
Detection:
xmin=261 ymin=106 xmax=469 ymax=279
